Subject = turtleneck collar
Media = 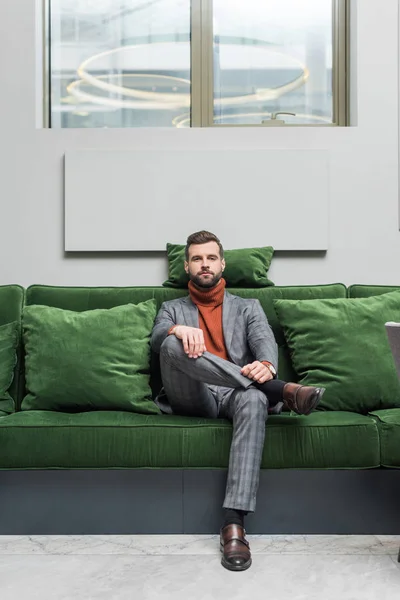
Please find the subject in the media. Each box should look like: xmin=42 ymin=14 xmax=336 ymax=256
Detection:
xmin=188 ymin=278 xmax=226 ymax=307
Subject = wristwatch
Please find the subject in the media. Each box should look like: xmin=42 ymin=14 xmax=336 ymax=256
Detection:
xmin=264 ymin=362 xmax=277 ymax=379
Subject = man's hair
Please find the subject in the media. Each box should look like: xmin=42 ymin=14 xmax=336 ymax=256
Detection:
xmin=185 ymin=231 xmax=224 ymax=261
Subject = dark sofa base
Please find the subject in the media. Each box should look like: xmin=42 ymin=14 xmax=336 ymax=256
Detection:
xmin=0 ymin=468 xmax=399 ymax=535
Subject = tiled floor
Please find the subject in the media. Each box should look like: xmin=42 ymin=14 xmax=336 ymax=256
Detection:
xmin=0 ymin=535 xmax=399 ymax=599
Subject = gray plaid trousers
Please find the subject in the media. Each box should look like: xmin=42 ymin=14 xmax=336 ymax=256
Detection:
xmin=158 ymin=335 xmax=269 ymax=513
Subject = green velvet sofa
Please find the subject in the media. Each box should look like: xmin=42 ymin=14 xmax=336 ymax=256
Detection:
xmin=0 ymin=283 xmax=399 ymax=535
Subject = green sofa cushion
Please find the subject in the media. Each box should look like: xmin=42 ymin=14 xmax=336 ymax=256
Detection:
xmin=25 ymin=284 xmax=347 ymax=388
xmin=21 ymin=301 xmax=160 ymax=415
xmin=348 ymin=285 xmax=400 ymax=298
xmin=0 ymin=410 xmax=379 ymax=469
xmin=369 ymin=409 xmax=400 ymax=467
xmin=163 ymin=243 xmax=275 ymax=288
xmin=0 ymin=285 xmax=24 ymax=408
xmin=274 ymin=291 xmax=400 ymax=413
xmin=0 ymin=322 xmax=19 ymax=414
xmin=0 ymin=285 xmax=25 ymax=324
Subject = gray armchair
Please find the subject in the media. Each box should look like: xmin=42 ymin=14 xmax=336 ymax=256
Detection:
xmin=385 ymin=322 xmax=400 ymax=563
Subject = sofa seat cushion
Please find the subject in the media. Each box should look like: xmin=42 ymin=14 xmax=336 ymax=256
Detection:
xmin=0 ymin=410 xmax=379 ymax=470
xmin=369 ymin=409 xmax=400 ymax=467
xmin=260 ymin=412 xmax=379 ymax=469
xmin=0 ymin=411 xmax=185 ymax=469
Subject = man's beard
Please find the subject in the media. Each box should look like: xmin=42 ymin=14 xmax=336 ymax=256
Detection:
xmin=190 ymin=270 xmax=223 ymax=289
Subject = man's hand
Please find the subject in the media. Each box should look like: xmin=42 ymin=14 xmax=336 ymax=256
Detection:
xmin=172 ymin=326 xmax=207 ymax=359
xmin=241 ymin=361 xmax=273 ymax=384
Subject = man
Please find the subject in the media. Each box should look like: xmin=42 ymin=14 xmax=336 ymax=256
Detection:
xmin=151 ymin=231 xmax=324 ymax=572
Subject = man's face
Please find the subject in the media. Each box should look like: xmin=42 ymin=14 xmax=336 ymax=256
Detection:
xmin=185 ymin=241 xmax=225 ymax=289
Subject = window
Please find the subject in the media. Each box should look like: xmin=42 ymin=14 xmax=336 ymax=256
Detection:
xmin=46 ymin=0 xmax=348 ymax=128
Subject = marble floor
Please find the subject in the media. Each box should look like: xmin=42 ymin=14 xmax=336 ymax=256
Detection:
xmin=0 ymin=535 xmax=399 ymax=599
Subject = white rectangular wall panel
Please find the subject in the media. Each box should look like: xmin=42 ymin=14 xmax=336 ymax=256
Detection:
xmin=65 ymin=149 xmax=329 ymax=251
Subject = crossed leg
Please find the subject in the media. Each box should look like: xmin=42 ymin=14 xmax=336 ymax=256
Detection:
xmin=159 ymin=335 xmax=275 ymax=511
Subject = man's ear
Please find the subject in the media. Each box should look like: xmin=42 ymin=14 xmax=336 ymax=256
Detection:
xmin=222 ymin=259 xmax=226 ymax=271
xmin=184 ymin=261 xmax=189 ymax=274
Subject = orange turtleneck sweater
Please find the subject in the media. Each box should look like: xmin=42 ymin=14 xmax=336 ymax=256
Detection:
xmin=188 ymin=278 xmax=229 ymax=361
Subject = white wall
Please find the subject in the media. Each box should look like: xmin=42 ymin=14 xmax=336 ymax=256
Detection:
xmin=0 ymin=0 xmax=398 ymax=288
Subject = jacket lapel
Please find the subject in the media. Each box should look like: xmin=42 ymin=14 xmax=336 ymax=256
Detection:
xmin=223 ymin=292 xmax=239 ymax=354
xmin=181 ymin=297 xmax=199 ymax=329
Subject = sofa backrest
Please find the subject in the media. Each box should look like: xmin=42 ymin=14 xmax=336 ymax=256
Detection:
xmin=348 ymin=285 xmax=400 ymax=298
xmin=24 ymin=284 xmax=347 ymax=403
xmin=0 ymin=285 xmax=25 ymax=407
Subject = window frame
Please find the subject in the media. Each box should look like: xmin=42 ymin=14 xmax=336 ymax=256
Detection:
xmin=332 ymin=0 xmax=350 ymax=127
xmin=44 ymin=0 xmax=350 ymax=128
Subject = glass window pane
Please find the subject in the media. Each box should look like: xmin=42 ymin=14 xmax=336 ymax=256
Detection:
xmin=213 ymin=0 xmax=334 ymax=125
xmin=50 ymin=0 xmax=191 ymax=128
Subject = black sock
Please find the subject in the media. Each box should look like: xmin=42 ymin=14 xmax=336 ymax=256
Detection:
xmin=223 ymin=508 xmax=248 ymax=528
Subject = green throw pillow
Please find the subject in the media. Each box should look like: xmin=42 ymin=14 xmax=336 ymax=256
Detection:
xmin=0 ymin=321 xmax=19 ymax=414
xmin=22 ymin=300 xmax=160 ymax=415
xmin=163 ymin=243 xmax=275 ymax=288
xmin=274 ymin=291 xmax=400 ymax=413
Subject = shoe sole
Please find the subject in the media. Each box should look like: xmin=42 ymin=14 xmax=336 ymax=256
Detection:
xmin=220 ymin=544 xmax=252 ymax=571
xmin=304 ymin=388 xmax=325 ymax=416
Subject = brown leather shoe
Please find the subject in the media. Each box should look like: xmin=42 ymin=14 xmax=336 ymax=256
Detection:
xmin=220 ymin=523 xmax=252 ymax=571
xmin=283 ymin=383 xmax=325 ymax=415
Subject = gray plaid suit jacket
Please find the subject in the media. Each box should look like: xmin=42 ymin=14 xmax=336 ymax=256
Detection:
xmin=151 ymin=291 xmax=278 ymax=369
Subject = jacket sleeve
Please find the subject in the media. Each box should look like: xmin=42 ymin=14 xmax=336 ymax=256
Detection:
xmin=150 ymin=302 xmax=176 ymax=354
xmin=246 ymin=300 xmax=279 ymax=369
